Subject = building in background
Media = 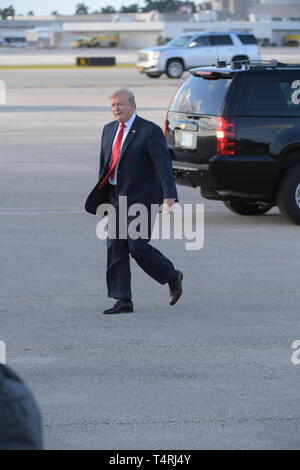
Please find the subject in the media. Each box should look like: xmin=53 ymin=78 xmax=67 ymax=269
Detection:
xmin=248 ymin=0 xmax=300 ymax=45
xmin=198 ymin=0 xmax=253 ymax=20
xmin=249 ymin=0 xmax=300 ymax=20
xmin=0 ymin=1 xmax=299 ymax=49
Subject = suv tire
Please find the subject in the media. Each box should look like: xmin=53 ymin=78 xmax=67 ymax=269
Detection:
xmin=276 ymin=163 xmax=300 ymax=225
xmin=166 ymin=59 xmax=184 ymax=79
xmin=146 ymin=72 xmax=162 ymax=78
xmin=224 ymin=200 xmax=273 ymax=216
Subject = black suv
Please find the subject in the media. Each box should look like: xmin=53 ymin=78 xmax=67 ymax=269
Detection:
xmin=165 ymin=60 xmax=300 ymax=224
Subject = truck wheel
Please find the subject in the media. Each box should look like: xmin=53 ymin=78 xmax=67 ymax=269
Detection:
xmin=276 ymin=163 xmax=300 ymax=224
xmin=224 ymin=200 xmax=273 ymax=215
xmin=146 ymin=72 xmax=162 ymax=78
xmin=166 ymin=60 xmax=184 ymax=79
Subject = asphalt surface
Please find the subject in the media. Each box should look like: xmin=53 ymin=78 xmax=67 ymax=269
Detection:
xmin=0 ymin=46 xmax=299 ymax=65
xmin=0 ymin=67 xmax=300 ymax=450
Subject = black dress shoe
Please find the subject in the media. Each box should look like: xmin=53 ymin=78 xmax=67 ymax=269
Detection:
xmin=103 ymin=300 xmax=133 ymax=315
xmin=168 ymin=270 xmax=183 ymax=306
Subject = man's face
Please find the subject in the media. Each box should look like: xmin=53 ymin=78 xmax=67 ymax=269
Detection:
xmin=111 ymin=93 xmax=135 ymax=123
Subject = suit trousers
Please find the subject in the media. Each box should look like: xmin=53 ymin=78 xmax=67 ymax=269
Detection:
xmin=106 ymin=184 xmax=177 ymax=300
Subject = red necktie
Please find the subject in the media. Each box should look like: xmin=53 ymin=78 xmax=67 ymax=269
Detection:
xmin=99 ymin=122 xmax=126 ymax=188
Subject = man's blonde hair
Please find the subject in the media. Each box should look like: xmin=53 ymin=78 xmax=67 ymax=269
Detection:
xmin=109 ymin=88 xmax=136 ymax=107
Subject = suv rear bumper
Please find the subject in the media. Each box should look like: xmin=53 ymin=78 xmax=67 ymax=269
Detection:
xmin=173 ymin=155 xmax=280 ymax=196
xmin=172 ymin=161 xmax=215 ymax=188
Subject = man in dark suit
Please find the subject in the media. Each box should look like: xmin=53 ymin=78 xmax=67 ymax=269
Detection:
xmin=85 ymin=88 xmax=182 ymax=314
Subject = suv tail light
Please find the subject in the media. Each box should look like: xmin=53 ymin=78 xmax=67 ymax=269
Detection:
xmin=216 ymin=117 xmax=236 ymax=156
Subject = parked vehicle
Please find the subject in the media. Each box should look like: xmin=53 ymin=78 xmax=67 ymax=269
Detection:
xmin=89 ymin=34 xmax=119 ymax=47
xmin=137 ymin=31 xmax=261 ymax=79
xmin=165 ymin=60 xmax=300 ymax=224
xmin=71 ymin=36 xmax=91 ymax=48
xmin=283 ymin=35 xmax=300 ymax=47
xmin=9 ymin=41 xmax=26 ymax=48
xmin=71 ymin=34 xmax=119 ymax=48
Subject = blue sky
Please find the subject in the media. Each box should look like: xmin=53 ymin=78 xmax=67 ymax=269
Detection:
xmin=0 ymin=0 xmax=147 ymax=15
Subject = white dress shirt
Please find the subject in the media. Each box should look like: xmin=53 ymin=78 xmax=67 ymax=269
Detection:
xmin=109 ymin=112 xmax=137 ymax=185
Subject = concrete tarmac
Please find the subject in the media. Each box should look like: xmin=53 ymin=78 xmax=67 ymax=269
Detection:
xmin=0 ymin=69 xmax=300 ymax=450
xmin=0 ymin=46 xmax=299 ymax=66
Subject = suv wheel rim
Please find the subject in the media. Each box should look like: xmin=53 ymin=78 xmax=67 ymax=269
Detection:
xmin=296 ymin=183 xmax=300 ymax=209
xmin=168 ymin=62 xmax=182 ymax=78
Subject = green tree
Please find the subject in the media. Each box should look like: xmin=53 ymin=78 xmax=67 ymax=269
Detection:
xmin=0 ymin=4 xmax=16 ymax=19
xmin=101 ymin=6 xmax=116 ymax=13
xmin=75 ymin=3 xmax=89 ymax=14
xmin=120 ymin=4 xmax=139 ymax=13
xmin=142 ymin=0 xmax=195 ymax=13
xmin=27 ymin=10 xmax=34 ymax=16
xmin=142 ymin=0 xmax=178 ymax=12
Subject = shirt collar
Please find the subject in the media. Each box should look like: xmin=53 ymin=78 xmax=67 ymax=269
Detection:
xmin=120 ymin=112 xmax=136 ymax=129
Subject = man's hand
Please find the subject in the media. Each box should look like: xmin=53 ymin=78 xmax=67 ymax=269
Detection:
xmin=163 ymin=198 xmax=176 ymax=213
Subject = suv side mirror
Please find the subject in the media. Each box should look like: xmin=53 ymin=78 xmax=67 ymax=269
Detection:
xmin=188 ymin=41 xmax=198 ymax=48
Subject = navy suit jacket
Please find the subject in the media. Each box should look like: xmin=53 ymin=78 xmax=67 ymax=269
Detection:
xmin=85 ymin=115 xmax=178 ymax=215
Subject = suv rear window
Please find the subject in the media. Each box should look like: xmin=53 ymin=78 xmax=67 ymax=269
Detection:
xmin=237 ymin=34 xmax=257 ymax=45
xmin=170 ymin=75 xmax=232 ymax=115
xmin=238 ymin=80 xmax=300 ymax=115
